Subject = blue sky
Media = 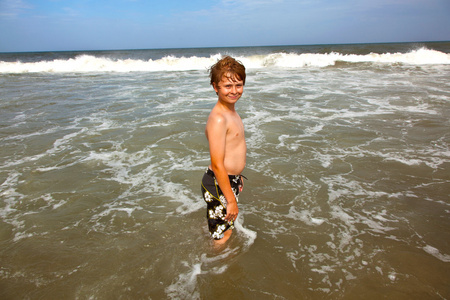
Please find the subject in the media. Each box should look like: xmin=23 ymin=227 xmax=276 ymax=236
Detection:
xmin=0 ymin=0 xmax=449 ymax=52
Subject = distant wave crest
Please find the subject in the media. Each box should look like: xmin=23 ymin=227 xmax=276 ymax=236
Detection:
xmin=1 ymin=48 xmax=449 ymax=73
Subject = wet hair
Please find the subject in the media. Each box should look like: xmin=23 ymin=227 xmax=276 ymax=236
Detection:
xmin=209 ymin=56 xmax=246 ymax=87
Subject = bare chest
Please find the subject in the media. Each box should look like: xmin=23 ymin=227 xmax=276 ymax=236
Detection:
xmin=226 ymin=115 xmax=245 ymax=144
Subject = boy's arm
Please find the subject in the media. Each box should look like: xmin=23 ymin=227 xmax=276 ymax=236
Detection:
xmin=206 ymin=114 xmax=239 ymax=222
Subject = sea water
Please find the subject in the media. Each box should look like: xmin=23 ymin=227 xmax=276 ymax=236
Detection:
xmin=0 ymin=42 xmax=449 ymax=299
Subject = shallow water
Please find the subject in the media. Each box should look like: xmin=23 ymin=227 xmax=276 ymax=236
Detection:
xmin=1 ymin=43 xmax=449 ymax=299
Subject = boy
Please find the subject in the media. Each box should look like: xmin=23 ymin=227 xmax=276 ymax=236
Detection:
xmin=201 ymin=56 xmax=247 ymax=244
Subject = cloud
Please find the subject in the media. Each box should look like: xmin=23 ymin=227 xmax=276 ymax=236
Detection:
xmin=0 ymin=0 xmax=32 ymax=18
xmin=221 ymin=0 xmax=284 ymax=7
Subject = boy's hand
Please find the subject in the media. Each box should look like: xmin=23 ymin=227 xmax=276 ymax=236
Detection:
xmin=239 ymin=175 xmax=244 ymax=192
xmin=225 ymin=200 xmax=239 ymax=222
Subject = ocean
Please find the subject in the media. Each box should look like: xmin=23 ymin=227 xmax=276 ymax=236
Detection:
xmin=0 ymin=42 xmax=449 ymax=299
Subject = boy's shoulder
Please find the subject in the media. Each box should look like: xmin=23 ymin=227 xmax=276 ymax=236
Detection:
xmin=207 ymin=105 xmax=227 ymax=127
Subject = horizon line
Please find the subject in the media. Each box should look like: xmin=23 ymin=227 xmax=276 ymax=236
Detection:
xmin=1 ymin=40 xmax=449 ymax=55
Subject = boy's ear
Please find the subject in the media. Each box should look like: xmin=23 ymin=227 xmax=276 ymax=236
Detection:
xmin=213 ymin=82 xmax=219 ymax=95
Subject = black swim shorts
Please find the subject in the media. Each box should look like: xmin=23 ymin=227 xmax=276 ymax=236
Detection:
xmin=201 ymin=168 xmax=242 ymax=240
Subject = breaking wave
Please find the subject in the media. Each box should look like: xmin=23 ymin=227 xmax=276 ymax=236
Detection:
xmin=1 ymin=48 xmax=449 ymax=73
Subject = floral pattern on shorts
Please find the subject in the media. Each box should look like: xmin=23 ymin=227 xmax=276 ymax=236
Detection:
xmin=201 ymin=169 xmax=241 ymax=240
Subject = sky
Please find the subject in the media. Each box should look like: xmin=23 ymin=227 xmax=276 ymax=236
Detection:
xmin=0 ymin=0 xmax=449 ymax=52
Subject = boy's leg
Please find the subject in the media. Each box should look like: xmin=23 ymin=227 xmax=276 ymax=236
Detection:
xmin=214 ymin=229 xmax=232 ymax=245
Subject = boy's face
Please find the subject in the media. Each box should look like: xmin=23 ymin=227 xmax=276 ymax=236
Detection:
xmin=213 ymin=74 xmax=244 ymax=104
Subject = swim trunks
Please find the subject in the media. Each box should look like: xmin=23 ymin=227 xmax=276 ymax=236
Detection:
xmin=201 ymin=168 xmax=243 ymax=240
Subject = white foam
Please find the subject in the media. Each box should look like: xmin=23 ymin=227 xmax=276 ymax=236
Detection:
xmin=310 ymin=217 xmax=325 ymax=225
xmin=165 ymin=262 xmax=202 ymax=300
xmin=0 ymin=171 xmax=32 ymax=241
xmin=423 ymin=245 xmax=450 ymax=262
xmin=234 ymin=216 xmax=258 ymax=248
xmin=0 ymin=54 xmax=219 ymax=73
xmin=2 ymin=126 xmax=60 ymax=141
xmin=286 ymin=207 xmax=325 ymax=226
xmin=39 ymin=193 xmax=67 ymax=210
xmin=311 ymin=265 xmax=335 ymax=274
xmin=165 ymin=215 xmax=256 ymax=299
xmin=360 ymin=217 xmax=396 ymax=234
xmin=388 ymin=272 xmax=397 ymax=281
xmin=0 ymin=173 xmax=24 ymax=209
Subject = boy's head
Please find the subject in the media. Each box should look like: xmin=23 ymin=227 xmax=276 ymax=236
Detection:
xmin=209 ymin=56 xmax=246 ymax=88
